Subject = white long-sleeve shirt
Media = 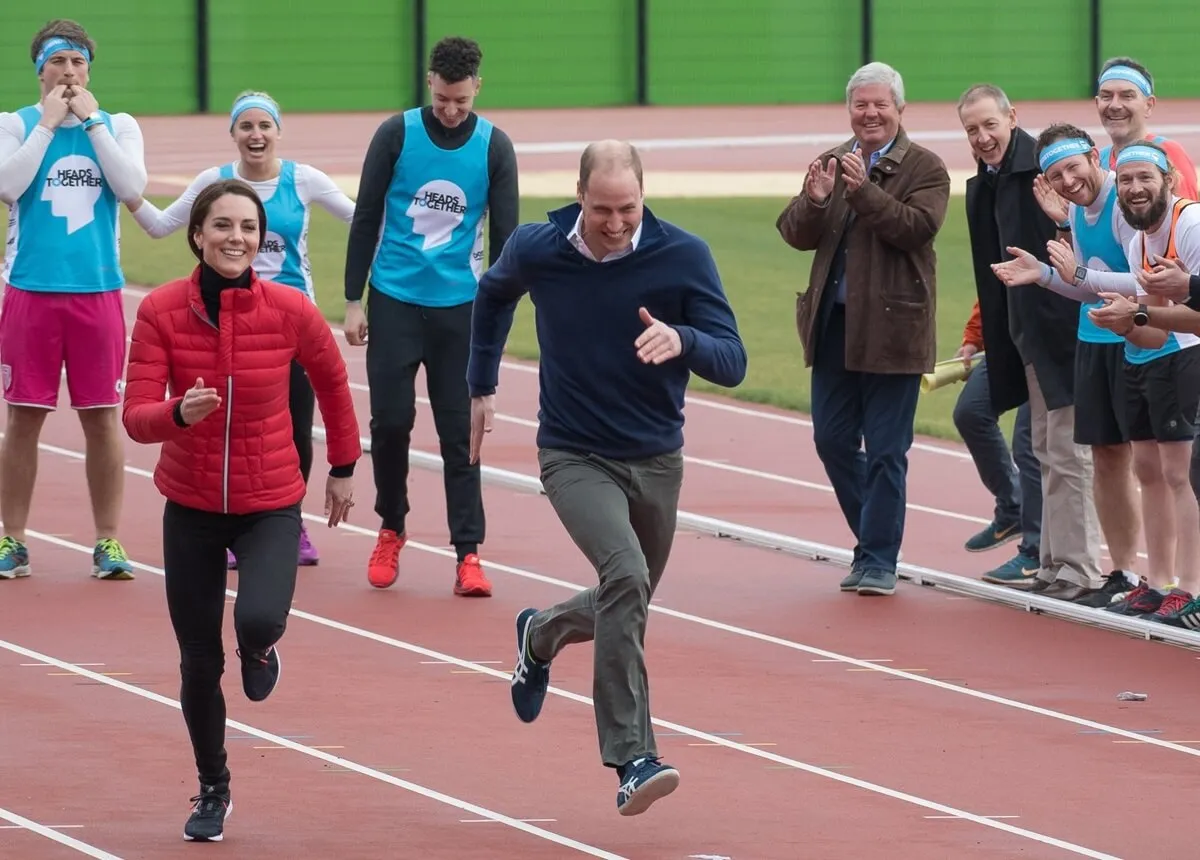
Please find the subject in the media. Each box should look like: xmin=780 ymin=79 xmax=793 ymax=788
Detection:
xmin=0 ymin=105 xmax=146 ymax=205
xmin=131 ymin=162 xmax=355 ymax=237
xmin=130 ymin=161 xmax=355 ymax=300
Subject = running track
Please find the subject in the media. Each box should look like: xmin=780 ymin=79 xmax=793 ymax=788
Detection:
xmin=5 ymin=100 xmax=1200 ymax=859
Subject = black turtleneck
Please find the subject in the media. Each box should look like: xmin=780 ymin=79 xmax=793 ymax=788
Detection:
xmin=174 ymin=262 xmax=359 ymax=479
xmin=199 ymin=259 xmax=251 ymax=326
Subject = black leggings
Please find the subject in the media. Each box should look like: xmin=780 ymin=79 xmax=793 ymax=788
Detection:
xmin=290 ymin=359 xmax=315 ymax=485
xmin=163 ymin=499 xmax=302 ymax=791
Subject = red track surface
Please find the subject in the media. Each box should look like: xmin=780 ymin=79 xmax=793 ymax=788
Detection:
xmin=5 ymin=101 xmax=1200 ymax=859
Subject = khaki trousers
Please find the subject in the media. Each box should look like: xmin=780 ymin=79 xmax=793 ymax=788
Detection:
xmin=1025 ymin=364 xmax=1103 ymax=587
xmin=528 ymin=447 xmax=682 ymax=768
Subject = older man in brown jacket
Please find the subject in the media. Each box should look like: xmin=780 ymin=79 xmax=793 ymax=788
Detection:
xmin=777 ymin=62 xmax=951 ymax=597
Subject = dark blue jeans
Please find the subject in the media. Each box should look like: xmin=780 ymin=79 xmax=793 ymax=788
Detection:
xmin=952 ymin=359 xmax=1041 ymax=555
xmin=810 ymin=305 xmax=921 ymax=574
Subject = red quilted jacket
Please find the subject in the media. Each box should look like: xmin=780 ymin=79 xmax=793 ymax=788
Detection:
xmin=122 ymin=267 xmax=362 ymax=515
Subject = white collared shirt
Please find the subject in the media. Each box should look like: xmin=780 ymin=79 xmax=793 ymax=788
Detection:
xmin=567 ymin=211 xmax=643 ymax=262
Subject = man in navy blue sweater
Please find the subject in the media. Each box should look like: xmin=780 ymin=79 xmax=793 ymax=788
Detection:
xmin=467 ymin=139 xmax=747 ymax=816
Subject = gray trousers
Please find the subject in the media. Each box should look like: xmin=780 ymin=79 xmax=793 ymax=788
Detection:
xmin=528 ymin=446 xmax=683 ymax=768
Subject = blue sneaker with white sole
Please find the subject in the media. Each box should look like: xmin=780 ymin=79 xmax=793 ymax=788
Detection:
xmin=616 ymin=757 xmax=680 ymax=816
xmin=0 ymin=536 xmax=30 ymax=579
xmin=511 ymin=608 xmax=551 ymax=723
xmin=92 ymin=538 xmax=135 ymax=580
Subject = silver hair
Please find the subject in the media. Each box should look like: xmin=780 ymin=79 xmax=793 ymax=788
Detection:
xmin=845 ymin=62 xmax=905 ymax=109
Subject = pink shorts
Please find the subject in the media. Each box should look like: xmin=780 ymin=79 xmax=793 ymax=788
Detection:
xmin=0 ymin=284 xmax=127 ymax=410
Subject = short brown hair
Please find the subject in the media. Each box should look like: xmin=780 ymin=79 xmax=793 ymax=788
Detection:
xmin=1034 ymin=122 xmax=1097 ymax=162
xmin=1114 ymin=138 xmax=1177 ymax=184
xmin=30 ymin=19 xmax=96 ymax=64
xmin=579 ymin=140 xmax=644 ymax=193
xmin=187 ymin=179 xmax=268 ymax=262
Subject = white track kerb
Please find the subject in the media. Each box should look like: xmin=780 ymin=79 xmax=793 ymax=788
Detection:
xmin=310 ymin=425 xmax=1200 ymax=652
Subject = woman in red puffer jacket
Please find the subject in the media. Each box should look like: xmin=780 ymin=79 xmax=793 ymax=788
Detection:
xmin=122 ymin=177 xmax=361 ymax=844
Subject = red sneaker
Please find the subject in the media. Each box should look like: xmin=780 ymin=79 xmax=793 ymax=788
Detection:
xmin=367 ymin=529 xmax=405 ymax=589
xmin=454 ymin=553 xmax=492 ymax=597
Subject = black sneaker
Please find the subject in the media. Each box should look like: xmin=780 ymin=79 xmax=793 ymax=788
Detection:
xmin=183 ymin=784 xmax=231 ymax=842
xmin=616 ymin=757 xmax=680 ymax=816
xmin=511 ymin=608 xmax=550 ymax=723
xmin=1073 ymin=570 xmax=1136 ymax=608
xmin=238 ymin=645 xmax=281 ymax=702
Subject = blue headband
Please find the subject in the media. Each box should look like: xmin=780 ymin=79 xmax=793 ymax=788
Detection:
xmin=1099 ymin=65 xmax=1153 ymax=97
xmin=35 ymin=37 xmax=91 ymax=74
xmin=1116 ymin=144 xmax=1170 ymax=173
xmin=230 ymin=96 xmax=281 ymax=130
xmin=1039 ymin=138 xmax=1093 ymax=172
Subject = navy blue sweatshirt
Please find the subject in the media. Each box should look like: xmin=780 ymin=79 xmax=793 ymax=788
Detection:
xmin=467 ymin=203 xmax=748 ymax=459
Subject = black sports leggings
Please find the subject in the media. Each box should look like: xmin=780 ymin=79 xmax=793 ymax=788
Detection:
xmin=163 ymin=499 xmax=302 ymax=790
xmin=290 ymin=359 xmax=315 ymax=485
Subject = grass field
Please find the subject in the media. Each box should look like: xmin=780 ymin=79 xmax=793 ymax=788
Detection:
xmin=6 ymin=194 xmax=999 ymax=441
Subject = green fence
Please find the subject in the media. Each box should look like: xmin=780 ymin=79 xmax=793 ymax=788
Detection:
xmin=1 ymin=0 xmax=1197 ymax=115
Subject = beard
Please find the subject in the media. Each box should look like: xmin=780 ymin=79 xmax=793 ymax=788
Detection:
xmin=1119 ymin=185 xmax=1171 ymax=231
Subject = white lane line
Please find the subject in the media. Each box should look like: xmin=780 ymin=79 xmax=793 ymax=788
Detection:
xmin=0 ymin=639 xmax=627 ymax=860
xmin=116 ymin=285 xmax=973 ymax=463
xmin=2 ymin=546 xmax=1122 ymax=860
xmin=14 ymin=439 xmax=1198 ymax=761
xmin=0 ymin=807 xmax=119 ymax=859
xmin=335 ymin=380 xmax=988 ymax=526
xmin=0 ymin=825 xmax=84 ymax=829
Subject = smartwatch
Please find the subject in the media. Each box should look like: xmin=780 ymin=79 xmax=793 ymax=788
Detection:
xmin=1074 ymin=265 xmax=1087 ymax=285
xmin=82 ymin=111 xmax=102 ymax=131
xmin=1133 ymin=303 xmax=1150 ymax=327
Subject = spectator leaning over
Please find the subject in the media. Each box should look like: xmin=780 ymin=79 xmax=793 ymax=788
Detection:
xmin=951 ymin=300 xmax=1041 ymax=582
xmin=1094 ymin=58 xmax=1198 ymax=201
xmin=957 ymin=84 xmax=1102 ymax=601
xmin=776 ymin=62 xmax=951 ymax=598
xmin=991 ymin=122 xmax=1150 ymax=607
xmin=468 ymin=140 xmax=747 ymax=815
xmin=122 ymin=179 xmax=362 ymax=842
xmin=343 ymin=36 xmax=519 ymax=598
xmin=123 ymin=89 xmax=356 ymax=570
xmin=0 ymin=18 xmax=148 ymax=581
xmin=1085 ymin=142 xmax=1200 ymax=624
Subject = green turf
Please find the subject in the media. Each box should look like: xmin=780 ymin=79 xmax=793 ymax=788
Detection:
xmin=3 ymin=195 xmax=1005 ymax=442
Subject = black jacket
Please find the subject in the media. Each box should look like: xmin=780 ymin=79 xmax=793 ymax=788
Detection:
xmin=965 ymin=127 xmax=1080 ymax=413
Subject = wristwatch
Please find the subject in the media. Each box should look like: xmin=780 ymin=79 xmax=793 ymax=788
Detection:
xmin=1133 ymin=303 xmax=1150 ymax=326
xmin=82 ymin=111 xmax=102 ymax=131
xmin=1074 ymin=265 xmax=1087 ymax=285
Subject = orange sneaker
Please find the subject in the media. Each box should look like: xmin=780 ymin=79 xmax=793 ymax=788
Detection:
xmin=454 ymin=553 xmax=492 ymax=597
xmin=367 ymin=529 xmax=405 ymax=589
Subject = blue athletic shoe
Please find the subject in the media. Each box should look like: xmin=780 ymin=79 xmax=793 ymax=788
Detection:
xmin=92 ymin=538 xmax=135 ymax=580
xmin=616 ymin=757 xmax=680 ymax=816
xmin=511 ymin=608 xmax=550 ymax=723
xmin=0 ymin=536 xmax=30 ymax=579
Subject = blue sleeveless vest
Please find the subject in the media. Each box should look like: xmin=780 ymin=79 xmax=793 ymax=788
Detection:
xmin=4 ymin=106 xmax=123 ymax=292
xmin=219 ymin=160 xmax=310 ymax=299
xmin=368 ymin=109 xmax=492 ymax=307
xmin=1069 ymin=183 xmax=1127 ymax=345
